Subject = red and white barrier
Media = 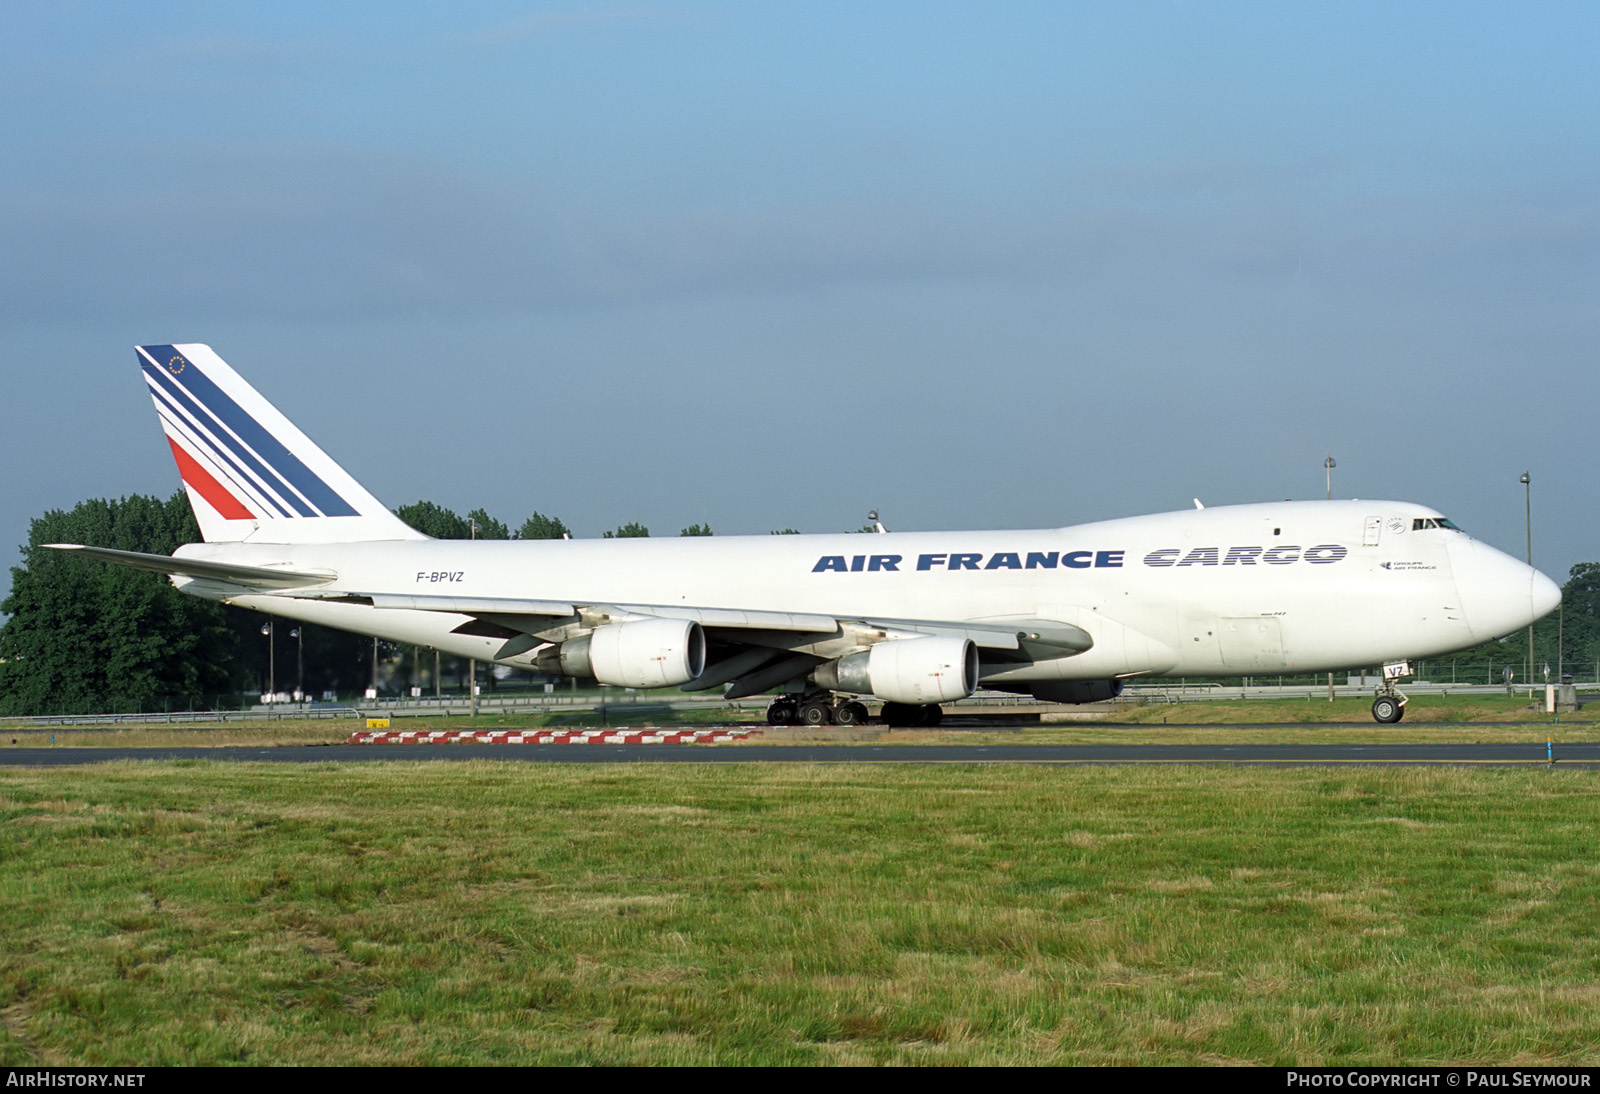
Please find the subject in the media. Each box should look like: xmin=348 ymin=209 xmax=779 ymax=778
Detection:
xmin=346 ymin=727 xmax=760 ymax=745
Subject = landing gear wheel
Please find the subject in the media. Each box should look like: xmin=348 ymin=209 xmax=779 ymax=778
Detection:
xmin=1372 ymin=695 xmax=1404 ymax=724
xmin=879 ymin=702 xmax=942 ymax=727
xmin=766 ymin=700 xmax=798 ymax=726
xmin=833 ymin=700 xmax=868 ymax=727
xmin=801 ymin=700 xmax=834 ymax=726
xmin=880 ymin=702 xmax=914 ymax=727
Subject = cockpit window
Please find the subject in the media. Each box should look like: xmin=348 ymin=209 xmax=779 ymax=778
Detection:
xmin=1412 ymin=517 xmax=1464 ymax=531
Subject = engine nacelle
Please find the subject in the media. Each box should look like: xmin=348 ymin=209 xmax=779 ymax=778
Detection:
xmin=1031 ymin=679 xmax=1123 ymax=705
xmin=536 ymin=618 xmax=706 ymax=688
xmin=813 ymin=635 xmax=979 ymax=705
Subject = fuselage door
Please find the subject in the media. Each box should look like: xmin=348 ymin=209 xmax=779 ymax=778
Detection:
xmin=1363 ymin=516 xmax=1382 ymax=547
xmin=1219 ymin=617 xmax=1285 ymax=670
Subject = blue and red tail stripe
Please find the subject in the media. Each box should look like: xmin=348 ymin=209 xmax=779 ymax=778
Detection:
xmin=149 ymin=376 xmax=301 ymax=519
xmin=165 ymin=437 xmax=255 ymax=521
xmin=137 ymin=345 xmax=359 ymax=519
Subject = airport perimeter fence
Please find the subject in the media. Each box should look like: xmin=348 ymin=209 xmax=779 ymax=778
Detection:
xmin=7 ymin=656 xmax=1598 ymax=727
xmin=3 ymin=692 xmax=774 ymax=729
xmin=1201 ymin=658 xmax=1600 ymax=690
xmin=8 ymin=679 xmax=1595 ymax=729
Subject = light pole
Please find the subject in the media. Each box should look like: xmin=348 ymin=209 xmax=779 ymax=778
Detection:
xmin=260 ymin=621 xmax=274 ymax=705
xmin=469 ymin=518 xmax=479 ymax=717
xmin=1325 ymin=454 xmax=1336 ymax=700
xmin=1522 ymin=471 xmax=1533 ymax=696
xmin=289 ymin=627 xmax=303 ymax=702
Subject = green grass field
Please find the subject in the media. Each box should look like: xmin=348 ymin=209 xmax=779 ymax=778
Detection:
xmin=3 ymin=760 xmax=1599 ymax=1065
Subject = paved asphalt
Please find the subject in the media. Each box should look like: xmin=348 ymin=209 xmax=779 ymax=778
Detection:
xmin=2 ymin=738 xmax=1597 ymax=767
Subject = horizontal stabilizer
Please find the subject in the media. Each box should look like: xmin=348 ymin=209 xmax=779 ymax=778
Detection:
xmin=45 ymin=544 xmax=335 ymax=590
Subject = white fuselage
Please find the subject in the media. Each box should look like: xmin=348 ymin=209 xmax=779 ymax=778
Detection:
xmin=173 ymin=499 xmax=1560 ymax=685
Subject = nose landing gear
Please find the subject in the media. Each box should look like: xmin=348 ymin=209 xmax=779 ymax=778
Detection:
xmin=1371 ymin=693 xmax=1405 ymax=723
xmin=1371 ymin=661 xmax=1412 ymax=723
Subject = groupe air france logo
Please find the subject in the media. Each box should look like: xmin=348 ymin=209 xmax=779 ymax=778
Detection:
xmin=167 ymin=354 xmax=187 ymax=375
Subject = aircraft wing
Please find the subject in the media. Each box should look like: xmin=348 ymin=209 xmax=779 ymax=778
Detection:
xmin=272 ymin=588 xmax=1092 ymax=662
xmin=50 ymin=547 xmax=1094 ymax=668
xmin=613 ymin=604 xmax=1089 ymax=656
xmin=44 ymin=545 xmax=336 ymax=590
xmin=856 ymin=616 xmax=1092 ymax=656
xmin=293 ymin=591 xmax=583 ymax=617
xmin=287 ymin=590 xmax=837 ymax=631
xmin=596 ymin=605 xmax=1090 ymax=659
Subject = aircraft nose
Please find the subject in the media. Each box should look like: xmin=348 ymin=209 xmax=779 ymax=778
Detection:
xmin=1450 ymin=537 xmax=1562 ymax=641
xmin=1532 ymin=566 xmax=1562 ymax=619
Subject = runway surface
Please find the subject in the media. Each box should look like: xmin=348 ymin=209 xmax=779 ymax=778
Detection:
xmin=3 ymin=739 xmax=1598 ymax=767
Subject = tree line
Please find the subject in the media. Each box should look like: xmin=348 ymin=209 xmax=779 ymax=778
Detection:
xmin=3 ymin=493 xmax=1597 ymax=715
xmin=0 ymin=494 xmax=722 ymax=715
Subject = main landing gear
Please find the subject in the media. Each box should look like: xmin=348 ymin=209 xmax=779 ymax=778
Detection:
xmin=764 ymin=692 xmax=942 ymax=727
xmin=766 ymin=692 xmax=869 ymax=727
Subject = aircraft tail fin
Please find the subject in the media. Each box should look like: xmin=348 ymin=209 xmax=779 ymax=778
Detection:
xmin=136 ymin=344 xmax=426 ymax=544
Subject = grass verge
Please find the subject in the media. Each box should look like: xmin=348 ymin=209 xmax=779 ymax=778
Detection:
xmin=2 ymin=761 xmax=1598 ymax=1064
xmin=1107 ymin=694 xmax=1597 ymax=725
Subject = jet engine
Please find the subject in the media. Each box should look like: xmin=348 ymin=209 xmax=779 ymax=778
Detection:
xmin=535 ymin=618 xmax=706 ymax=688
xmin=1031 ymin=679 xmax=1123 ymax=704
xmin=811 ymin=635 xmax=979 ymax=704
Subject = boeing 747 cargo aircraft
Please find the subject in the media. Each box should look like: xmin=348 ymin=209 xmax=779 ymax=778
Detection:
xmin=50 ymin=344 xmax=1562 ymax=726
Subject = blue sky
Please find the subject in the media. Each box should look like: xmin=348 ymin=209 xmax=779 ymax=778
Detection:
xmin=3 ymin=2 xmax=1596 ymax=601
